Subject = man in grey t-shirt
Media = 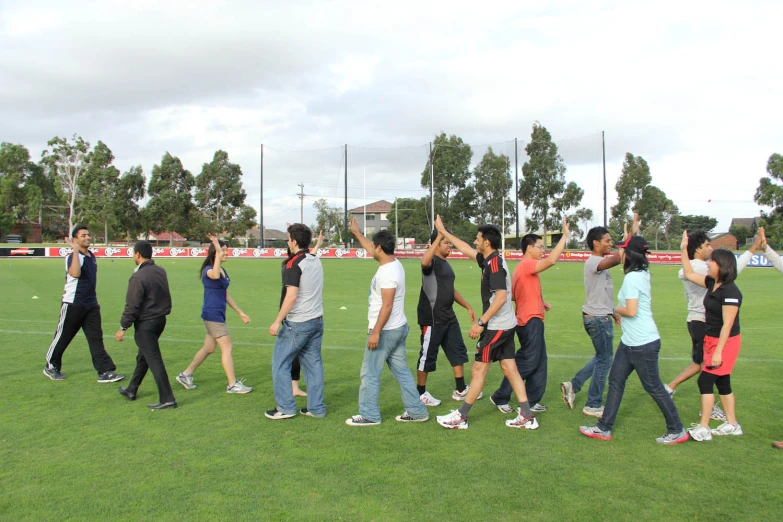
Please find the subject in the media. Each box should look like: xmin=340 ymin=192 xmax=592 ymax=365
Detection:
xmin=561 ymin=225 xmax=626 ymax=416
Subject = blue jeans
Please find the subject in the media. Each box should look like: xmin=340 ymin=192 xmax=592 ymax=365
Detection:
xmin=358 ymin=324 xmax=428 ymax=423
xmin=571 ymin=315 xmax=615 ymax=408
xmin=272 ymin=317 xmax=325 ymax=417
xmin=597 ymin=339 xmax=683 ymax=434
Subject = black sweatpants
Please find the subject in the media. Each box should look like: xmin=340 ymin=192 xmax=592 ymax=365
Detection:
xmin=45 ymin=303 xmax=116 ymax=374
xmin=490 ymin=318 xmax=548 ymax=406
xmin=127 ymin=316 xmax=175 ymax=403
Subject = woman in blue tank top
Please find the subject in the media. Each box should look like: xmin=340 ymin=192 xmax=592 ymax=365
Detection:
xmin=176 ymin=237 xmax=253 ymax=394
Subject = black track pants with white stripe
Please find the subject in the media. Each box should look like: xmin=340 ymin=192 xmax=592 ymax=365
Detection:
xmin=45 ymin=303 xmax=117 ymax=374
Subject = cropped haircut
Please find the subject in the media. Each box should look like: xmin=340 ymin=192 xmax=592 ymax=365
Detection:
xmin=71 ymin=225 xmax=89 ymax=238
xmin=711 ymin=248 xmax=737 ymax=284
xmin=373 ymin=229 xmax=395 ymax=255
xmin=430 ymin=229 xmax=452 ymax=244
xmin=687 ymin=230 xmax=710 ymax=260
xmin=586 ymin=227 xmax=609 ymax=252
xmin=287 ymin=223 xmax=312 ymax=250
xmin=521 ymin=233 xmax=542 ymax=254
xmin=623 ymin=249 xmax=649 ymax=274
xmin=477 ymin=224 xmax=502 ymax=250
xmin=134 ymin=240 xmax=153 ymax=260
xmin=199 ymin=239 xmax=227 ymax=278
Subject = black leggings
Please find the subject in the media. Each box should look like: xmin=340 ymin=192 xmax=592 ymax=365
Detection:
xmin=697 ymin=371 xmax=732 ymax=395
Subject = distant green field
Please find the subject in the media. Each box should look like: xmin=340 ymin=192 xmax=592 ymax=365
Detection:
xmin=1 ymin=257 xmax=781 ymax=521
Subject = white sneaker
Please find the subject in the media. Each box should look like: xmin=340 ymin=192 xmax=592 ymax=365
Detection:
xmin=582 ymin=406 xmax=604 ymax=417
xmin=664 ymin=383 xmax=675 ymax=396
xmin=419 ymin=391 xmax=441 ymax=407
xmin=227 ymin=380 xmax=253 ymax=394
xmin=530 ymin=403 xmax=548 ymax=413
xmin=505 ymin=415 xmax=539 ymax=430
xmin=711 ymin=422 xmax=743 ymax=436
xmin=698 ymin=405 xmax=727 ymax=421
xmin=176 ymin=372 xmax=197 ymax=390
xmin=688 ymin=423 xmax=713 ymax=441
xmin=436 ymin=410 xmax=468 ymax=430
xmin=560 ymin=381 xmax=575 ymax=409
xmin=451 ymin=385 xmax=482 ymax=401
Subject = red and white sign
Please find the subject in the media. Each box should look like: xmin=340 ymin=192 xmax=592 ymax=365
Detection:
xmin=43 ymin=247 xmax=685 ymax=264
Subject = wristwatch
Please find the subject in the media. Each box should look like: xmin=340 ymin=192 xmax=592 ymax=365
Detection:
xmin=477 ymin=318 xmax=486 ymax=327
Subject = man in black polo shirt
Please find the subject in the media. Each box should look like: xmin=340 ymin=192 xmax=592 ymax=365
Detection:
xmin=416 ymin=229 xmax=476 ymax=406
xmin=43 ymin=226 xmax=125 ymax=383
xmin=116 ymin=241 xmax=176 ymax=409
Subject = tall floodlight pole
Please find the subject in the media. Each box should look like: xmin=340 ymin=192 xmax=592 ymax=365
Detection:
xmin=429 ymin=143 xmax=435 ymax=229
xmin=258 ymin=143 xmax=264 ymax=248
xmin=515 ymin=138 xmax=519 ymax=249
xmin=344 ymin=144 xmax=348 ymax=248
xmin=602 ymin=131 xmax=607 ymax=227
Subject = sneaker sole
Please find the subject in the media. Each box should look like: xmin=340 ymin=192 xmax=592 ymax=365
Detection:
xmin=396 ymin=417 xmax=429 ymax=422
xmin=437 ymin=421 xmax=468 ymax=430
xmin=580 ymin=429 xmax=612 ymax=441
xmin=582 ymin=410 xmax=604 ymax=418
xmin=421 ymin=401 xmax=441 ymax=407
xmin=345 ymin=419 xmax=380 ymax=426
xmin=560 ymin=383 xmax=575 ymax=409
xmin=227 ymin=389 xmax=253 ymax=394
xmin=506 ymin=421 xmax=539 ymax=430
xmin=265 ymin=412 xmax=295 ymax=420
xmin=687 ymin=430 xmax=712 ymax=442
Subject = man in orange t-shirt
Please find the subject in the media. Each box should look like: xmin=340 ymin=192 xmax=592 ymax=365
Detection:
xmin=489 ymin=218 xmax=570 ymax=413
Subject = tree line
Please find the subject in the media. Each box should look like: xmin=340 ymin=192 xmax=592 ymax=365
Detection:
xmin=0 ymin=135 xmax=256 ymax=243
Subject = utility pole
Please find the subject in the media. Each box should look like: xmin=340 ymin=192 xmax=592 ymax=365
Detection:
xmin=514 ymin=137 xmax=519 ymax=249
xmin=344 ymin=144 xmax=348 ymax=248
xmin=297 ymin=182 xmax=306 ymax=223
xmin=602 ymin=131 xmax=607 ymax=227
xmin=260 ymin=144 xmax=264 ymax=247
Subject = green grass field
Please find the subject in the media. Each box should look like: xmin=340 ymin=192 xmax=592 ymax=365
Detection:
xmin=1 ymin=257 xmax=781 ymax=521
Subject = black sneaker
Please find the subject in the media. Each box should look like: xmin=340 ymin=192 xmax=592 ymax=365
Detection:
xmin=43 ymin=366 xmax=66 ymax=380
xmin=98 ymin=371 xmax=126 ymax=383
xmin=264 ymin=408 xmax=295 ymax=420
xmin=299 ymin=408 xmax=325 ymax=418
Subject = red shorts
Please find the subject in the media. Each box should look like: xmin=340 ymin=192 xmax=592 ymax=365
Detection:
xmin=703 ymin=334 xmax=741 ymax=376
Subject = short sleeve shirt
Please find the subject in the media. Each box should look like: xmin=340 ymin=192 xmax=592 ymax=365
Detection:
xmin=368 ymin=259 xmax=407 ymax=330
xmin=280 ymin=251 xmax=324 ymax=322
xmin=202 ymin=266 xmax=229 ymax=322
xmin=513 ymin=258 xmax=545 ymax=326
xmin=582 ymin=255 xmax=613 ymax=316
xmin=678 ymin=259 xmax=709 ymax=322
xmin=476 ymin=251 xmax=516 ymax=331
xmin=417 ymin=255 xmax=457 ymax=326
xmin=703 ymin=276 xmax=742 ymax=337
xmin=617 ymin=270 xmax=660 ymax=346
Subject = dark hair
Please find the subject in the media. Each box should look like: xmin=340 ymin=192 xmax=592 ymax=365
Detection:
xmin=288 ymin=223 xmax=312 ymax=250
xmin=372 ymin=230 xmax=395 ymax=255
xmin=521 ymin=233 xmax=542 ymax=254
xmin=623 ymin=248 xmax=649 ymax=273
xmin=199 ymin=239 xmax=227 ymax=277
xmin=477 ymin=225 xmax=502 ymax=250
xmin=430 ymin=229 xmax=452 ymax=244
xmin=586 ymin=227 xmax=609 ymax=252
xmin=71 ymin=225 xmax=89 ymax=238
xmin=134 ymin=240 xmax=153 ymax=260
xmin=687 ymin=231 xmax=710 ymax=260
xmin=711 ymin=248 xmax=737 ymax=284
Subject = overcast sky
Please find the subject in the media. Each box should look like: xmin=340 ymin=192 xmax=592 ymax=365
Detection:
xmin=2 ymin=0 xmax=781 ymax=236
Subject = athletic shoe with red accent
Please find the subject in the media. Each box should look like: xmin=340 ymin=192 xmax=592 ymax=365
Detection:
xmin=451 ymin=385 xmax=482 ymax=401
xmin=505 ymin=415 xmax=539 ymax=429
xmin=579 ymin=425 xmax=612 ymax=441
xmin=419 ymin=391 xmax=441 ymax=407
xmin=436 ymin=410 xmax=468 ymax=430
xmin=655 ymin=430 xmax=690 ymax=445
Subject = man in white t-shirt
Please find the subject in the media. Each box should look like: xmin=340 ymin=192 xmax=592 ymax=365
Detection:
xmin=345 ymin=217 xmax=429 ymax=426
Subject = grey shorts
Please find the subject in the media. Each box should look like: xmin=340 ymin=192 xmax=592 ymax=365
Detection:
xmin=203 ymin=320 xmax=230 ymax=339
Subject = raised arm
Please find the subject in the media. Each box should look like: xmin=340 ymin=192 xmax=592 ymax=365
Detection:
xmin=206 ymin=236 xmax=223 ymax=280
xmin=534 ymin=216 xmax=570 ymax=273
xmin=64 ymin=236 xmax=81 ymax=278
xmin=680 ymin=231 xmax=707 ymax=287
xmin=349 ymin=217 xmax=375 ymax=253
xmin=312 ymin=229 xmax=324 ymax=252
xmin=435 ymin=215 xmax=477 ymax=261
xmin=422 ymin=231 xmax=442 ymax=269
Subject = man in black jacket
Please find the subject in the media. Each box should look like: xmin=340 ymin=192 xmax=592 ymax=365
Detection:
xmin=115 ymin=241 xmax=176 ymax=409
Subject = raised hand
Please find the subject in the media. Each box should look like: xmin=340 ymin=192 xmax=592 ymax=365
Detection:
xmin=631 ymin=212 xmax=641 ymax=235
xmin=349 ymin=216 xmax=360 ymax=235
xmin=562 ymin=215 xmax=570 ymax=236
xmin=680 ymin=230 xmax=689 ymax=251
xmin=434 ymin=215 xmax=446 ymax=234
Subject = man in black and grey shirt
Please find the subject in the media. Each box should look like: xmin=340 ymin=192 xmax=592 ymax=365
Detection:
xmin=416 ymin=229 xmax=476 ymax=406
xmin=43 ymin=225 xmax=125 ymax=383
xmin=115 ymin=241 xmax=176 ymax=409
